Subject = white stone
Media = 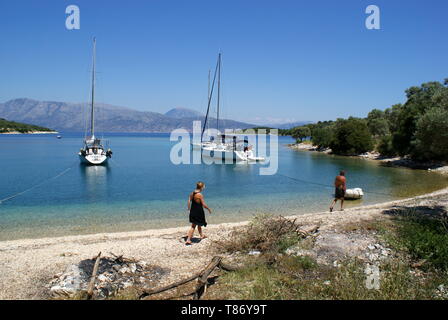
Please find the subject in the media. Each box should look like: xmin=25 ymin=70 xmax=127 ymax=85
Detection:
xmin=119 ymin=267 xmax=131 ymax=274
xmin=98 ymin=274 xmax=108 ymax=282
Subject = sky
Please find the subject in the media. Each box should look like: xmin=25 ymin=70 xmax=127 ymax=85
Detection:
xmin=0 ymin=0 xmax=447 ymax=125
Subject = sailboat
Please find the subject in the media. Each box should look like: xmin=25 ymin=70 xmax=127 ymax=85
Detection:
xmin=195 ymin=53 xmax=264 ymax=162
xmin=78 ymin=38 xmax=113 ymax=165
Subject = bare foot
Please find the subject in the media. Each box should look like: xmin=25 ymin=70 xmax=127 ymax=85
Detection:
xmin=185 ymin=240 xmax=192 ymax=245
xmin=200 ymin=235 xmax=208 ymax=239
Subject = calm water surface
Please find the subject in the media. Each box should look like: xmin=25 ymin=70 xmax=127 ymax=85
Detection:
xmin=0 ymin=133 xmax=446 ymax=240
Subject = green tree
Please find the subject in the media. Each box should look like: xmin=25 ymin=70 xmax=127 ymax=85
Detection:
xmin=312 ymin=126 xmax=334 ymax=149
xmin=392 ymin=81 xmax=446 ymax=156
xmin=292 ymin=126 xmax=311 ymax=142
xmin=377 ymin=135 xmax=397 ymax=157
xmin=330 ymin=118 xmax=374 ymax=155
xmin=411 ymin=107 xmax=448 ymax=161
xmin=367 ymin=109 xmax=389 ymax=137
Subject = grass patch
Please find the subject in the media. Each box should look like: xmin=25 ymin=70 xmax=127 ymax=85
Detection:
xmin=210 ymin=213 xmax=448 ymax=300
xmin=213 ymin=256 xmax=445 ymax=300
xmin=384 ymin=209 xmax=448 ymax=271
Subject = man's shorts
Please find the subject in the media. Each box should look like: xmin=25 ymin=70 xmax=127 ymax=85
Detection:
xmin=335 ymin=187 xmax=345 ymax=199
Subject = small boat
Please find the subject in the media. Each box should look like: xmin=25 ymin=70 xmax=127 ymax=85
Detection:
xmin=56 ymin=135 xmax=62 ymax=139
xmin=344 ymin=188 xmax=364 ymax=200
xmin=194 ymin=53 xmax=265 ymax=162
xmin=78 ymin=38 xmax=112 ymax=165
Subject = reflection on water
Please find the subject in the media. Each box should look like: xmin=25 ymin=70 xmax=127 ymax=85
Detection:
xmin=78 ymin=164 xmax=110 ymax=202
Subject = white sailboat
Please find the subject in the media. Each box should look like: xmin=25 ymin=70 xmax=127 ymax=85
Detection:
xmin=78 ymin=38 xmax=112 ymax=165
xmin=194 ymin=53 xmax=264 ymax=162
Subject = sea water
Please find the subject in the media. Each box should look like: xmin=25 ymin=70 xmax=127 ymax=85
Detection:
xmin=0 ymin=133 xmax=446 ymax=240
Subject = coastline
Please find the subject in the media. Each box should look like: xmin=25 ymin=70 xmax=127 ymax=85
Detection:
xmin=0 ymin=186 xmax=447 ymax=299
xmin=0 ymin=131 xmax=58 ymax=135
xmin=289 ymin=142 xmax=448 ymax=176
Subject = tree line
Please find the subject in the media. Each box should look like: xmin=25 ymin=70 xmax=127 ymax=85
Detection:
xmin=0 ymin=118 xmax=53 ymax=133
xmin=281 ymin=79 xmax=448 ymax=161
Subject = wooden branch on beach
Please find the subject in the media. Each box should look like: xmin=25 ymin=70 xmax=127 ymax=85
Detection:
xmin=193 ymin=256 xmax=222 ymax=300
xmin=297 ymin=224 xmax=320 ymax=237
xmin=139 ymin=272 xmax=202 ymax=299
xmin=139 ymin=256 xmax=239 ymax=300
xmin=86 ymin=252 xmax=101 ymax=300
xmin=218 ymin=261 xmax=241 ymax=272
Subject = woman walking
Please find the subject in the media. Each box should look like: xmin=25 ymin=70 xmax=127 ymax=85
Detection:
xmin=186 ymin=181 xmax=212 ymax=245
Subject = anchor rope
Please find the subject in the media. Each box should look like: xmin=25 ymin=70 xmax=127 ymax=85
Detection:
xmin=0 ymin=161 xmax=78 ymax=204
xmin=276 ymin=172 xmax=392 ymax=197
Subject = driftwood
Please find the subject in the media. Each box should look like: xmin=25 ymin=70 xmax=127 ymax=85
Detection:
xmin=86 ymin=252 xmax=102 ymax=300
xmin=193 ymin=256 xmax=222 ymax=300
xmin=139 ymin=272 xmax=201 ymax=299
xmin=139 ymin=256 xmax=239 ymax=300
xmin=218 ymin=261 xmax=241 ymax=272
xmin=298 ymin=224 xmax=320 ymax=237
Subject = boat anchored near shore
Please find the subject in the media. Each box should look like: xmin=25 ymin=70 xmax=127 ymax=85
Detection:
xmin=194 ymin=53 xmax=265 ymax=162
xmin=78 ymin=38 xmax=112 ymax=165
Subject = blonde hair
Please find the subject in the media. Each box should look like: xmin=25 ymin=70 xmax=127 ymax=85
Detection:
xmin=196 ymin=181 xmax=205 ymax=190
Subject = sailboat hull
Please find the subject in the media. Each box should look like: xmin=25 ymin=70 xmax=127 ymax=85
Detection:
xmin=200 ymin=146 xmax=265 ymax=162
xmin=79 ymin=153 xmax=108 ymax=165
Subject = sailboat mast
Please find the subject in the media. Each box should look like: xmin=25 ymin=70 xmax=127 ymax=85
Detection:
xmin=216 ymin=53 xmax=221 ymax=133
xmin=208 ymin=69 xmax=211 ymax=102
xmin=201 ymin=56 xmax=219 ymax=142
xmin=90 ymin=37 xmax=96 ymax=139
xmin=207 ymin=69 xmax=210 ymax=133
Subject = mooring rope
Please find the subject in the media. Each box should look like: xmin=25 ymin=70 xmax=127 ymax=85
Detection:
xmin=0 ymin=162 xmax=78 ymax=205
xmin=276 ymin=172 xmax=392 ymax=197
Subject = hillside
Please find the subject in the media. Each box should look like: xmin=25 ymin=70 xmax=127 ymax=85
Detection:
xmin=164 ymin=107 xmax=203 ymax=119
xmin=0 ymin=99 xmax=255 ymax=133
xmin=0 ymin=118 xmax=54 ymax=134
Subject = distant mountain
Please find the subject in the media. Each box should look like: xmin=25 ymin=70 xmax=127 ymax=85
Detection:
xmin=165 ymin=107 xmax=203 ymax=119
xmin=265 ymin=121 xmax=314 ymax=129
xmin=0 ymin=98 xmax=255 ymax=133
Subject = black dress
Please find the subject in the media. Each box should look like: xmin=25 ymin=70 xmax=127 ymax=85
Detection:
xmin=189 ymin=191 xmax=207 ymax=227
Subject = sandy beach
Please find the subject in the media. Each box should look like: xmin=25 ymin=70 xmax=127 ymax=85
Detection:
xmin=0 ymin=186 xmax=447 ymax=300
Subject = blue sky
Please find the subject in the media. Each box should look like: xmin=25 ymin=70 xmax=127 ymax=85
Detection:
xmin=0 ymin=0 xmax=447 ymax=124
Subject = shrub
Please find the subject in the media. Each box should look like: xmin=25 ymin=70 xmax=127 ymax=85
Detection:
xmin=215 ymin=215 xmax=303 ymax=255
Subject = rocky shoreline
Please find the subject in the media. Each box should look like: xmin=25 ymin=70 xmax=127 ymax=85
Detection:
xmin=289 ymin=143 xmax=448 ymax=175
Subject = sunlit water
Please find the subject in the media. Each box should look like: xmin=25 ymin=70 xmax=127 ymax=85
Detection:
xmin=0 ymin=133 xmax=446 ymax=240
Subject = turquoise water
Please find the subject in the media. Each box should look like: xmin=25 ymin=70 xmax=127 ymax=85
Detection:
xmin=0 ymin=133 xmax=446 ymax=240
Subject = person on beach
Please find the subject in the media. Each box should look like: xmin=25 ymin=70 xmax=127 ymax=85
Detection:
xmin=330 ymin=170 xmax=346 ymax=212
xmin=186 ymin=181 xmax=212 ymax=245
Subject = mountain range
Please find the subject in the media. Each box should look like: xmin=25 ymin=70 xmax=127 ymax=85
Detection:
xmin=0 ymin=99 xmax=255 ymax=133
